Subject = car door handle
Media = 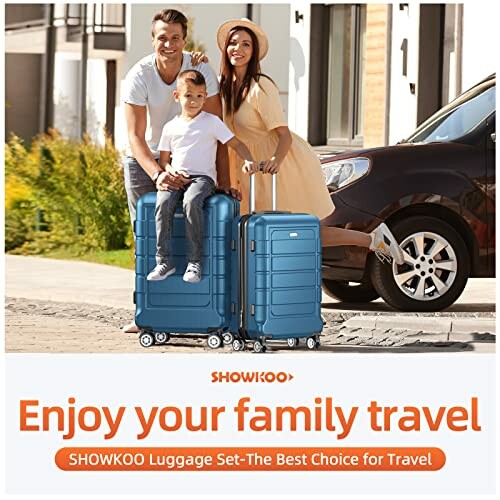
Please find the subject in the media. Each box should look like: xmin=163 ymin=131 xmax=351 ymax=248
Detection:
xmin=491 ymin=132 xmax=496 ymax=143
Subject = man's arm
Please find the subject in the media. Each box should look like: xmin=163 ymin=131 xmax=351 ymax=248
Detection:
xmin=202 ymin=94 xmax=223 ymax=119
xmin=124 ymin=103 xmax=162 ymax=178
xmin=124 ymin=103 xmax=187 ymax=190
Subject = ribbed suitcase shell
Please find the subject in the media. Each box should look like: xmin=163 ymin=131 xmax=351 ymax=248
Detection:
xmin=234 ymin=212 xmax=323 ymax=340
xmin=134 ymin=192 xmax=239 ymax=333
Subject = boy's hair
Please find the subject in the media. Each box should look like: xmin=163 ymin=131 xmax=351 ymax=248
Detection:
xmin=151 ymin=9 xmax=188 ymax=38
xmin=177 ymin=70 xmax=206 ymax=89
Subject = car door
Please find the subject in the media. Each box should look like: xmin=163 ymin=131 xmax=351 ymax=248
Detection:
xmin=485 ymin=114 xmax=495 ymax=275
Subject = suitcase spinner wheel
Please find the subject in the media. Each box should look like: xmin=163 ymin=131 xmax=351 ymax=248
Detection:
xmin=306 ymin=336 xmax=320 ymax=350
xmin=222 ymin=332 xmax=234 ymax=345
xmin=139 ymin=332 xmax=155 ymax=348
xmin=232 ymin=338 xmax=245 ymax=351
xmin=253 ymin=340 xmax=267 ymax=353
xmin=207 ymin=334 xmax=223 ymax=349
xmin=154 ymin=332 xmax=170 ymax=345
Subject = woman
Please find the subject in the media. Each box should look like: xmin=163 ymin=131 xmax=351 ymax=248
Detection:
xmin=217 ymin=19 xmax=403 ymax=265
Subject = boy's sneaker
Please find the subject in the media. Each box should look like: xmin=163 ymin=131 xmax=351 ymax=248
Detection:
xmin=183 ymin=262 xmax=202 ymax=283
xmin=369 ymin=223 xmax=405 ymax=266
xmin=147 ymin=263 xmax=176 ymax=281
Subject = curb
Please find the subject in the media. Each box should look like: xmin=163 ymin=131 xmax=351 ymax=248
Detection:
xmin=341 ymin=315 xmax=496 ymax=339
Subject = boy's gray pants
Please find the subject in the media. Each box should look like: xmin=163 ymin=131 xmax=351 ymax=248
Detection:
xmin=155 ymin=175 xmax=215 ymax=264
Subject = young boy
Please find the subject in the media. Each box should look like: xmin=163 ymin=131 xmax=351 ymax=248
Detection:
xmin=147 ymin=69 xmax=255 ymax=283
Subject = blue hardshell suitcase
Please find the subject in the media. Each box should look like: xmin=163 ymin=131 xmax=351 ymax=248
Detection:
xmin=231 ymin=173 xmax=323 ymax=352
xmin=134 ymin=192 xmax=239 ymax=348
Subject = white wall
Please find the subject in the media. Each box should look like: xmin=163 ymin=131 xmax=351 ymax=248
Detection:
xmin=257 ymin=3 xmax=290 ymax=115
xmin=287 ymin=2 xmax=310 ymax=138
xmin=53 ymin=54 xmax=108 ymax=144
xmin=388 ymin=4 xmax=419 ymax=145
xmin=53 ymin=54 xmax=81 ymax=139
xmin=86 ymin=59 xmax=107 ymax=144
xmin=461 ymin=4 xmax=497 ymax=91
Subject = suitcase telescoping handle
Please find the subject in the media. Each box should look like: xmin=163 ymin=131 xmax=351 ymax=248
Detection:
xmin=249 ymin=162 xmax=277 ymax=212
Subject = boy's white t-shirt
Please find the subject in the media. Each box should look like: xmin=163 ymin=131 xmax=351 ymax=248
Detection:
xmin=158 ymin=111 xmax=234 ymax=183
xmin=121 ymin=52 xmax=219 ymax=157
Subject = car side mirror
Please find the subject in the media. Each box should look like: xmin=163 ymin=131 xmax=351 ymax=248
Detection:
xmin=491 ymin=132 xmax=496 ymax=143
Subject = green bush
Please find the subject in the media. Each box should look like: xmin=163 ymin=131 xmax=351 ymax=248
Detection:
xmin=5 ymin=131 xmax=131 ymax=254
xmin=5 ymin=203 xmax=32 ymax=251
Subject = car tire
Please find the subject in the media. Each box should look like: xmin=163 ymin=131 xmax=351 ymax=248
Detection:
xmin=371 ymin=216 xmax=470 ymax=311
xmin=322 ymin=279 xmax=380 ymax=303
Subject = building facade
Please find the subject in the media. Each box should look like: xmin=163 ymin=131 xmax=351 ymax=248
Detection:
xmin=289 ymin=2 xmax=497 ymax=149
xmin=4 ymin=3 xmax=497 ymax=152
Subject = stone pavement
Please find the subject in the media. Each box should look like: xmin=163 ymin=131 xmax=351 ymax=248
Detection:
xmin=6 ymin=255 xmax=134 ymax=309
xmin=4 ymin=255 xmax=496 ymax=353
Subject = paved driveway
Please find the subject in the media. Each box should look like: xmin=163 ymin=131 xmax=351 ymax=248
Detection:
xmin=4 ymin=255 xmax=495 ymax=353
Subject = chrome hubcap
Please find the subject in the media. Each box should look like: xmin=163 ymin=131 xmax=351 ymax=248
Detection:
xmin=392 ymin=231 xmax=457 ymax=301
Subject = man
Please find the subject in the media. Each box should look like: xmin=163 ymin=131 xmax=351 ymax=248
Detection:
xmin=121 ymin=9 xmax=237 ymax=333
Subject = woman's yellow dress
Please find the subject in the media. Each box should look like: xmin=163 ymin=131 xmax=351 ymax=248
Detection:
xmin=224 ymin=76 xmax=334 ymax=218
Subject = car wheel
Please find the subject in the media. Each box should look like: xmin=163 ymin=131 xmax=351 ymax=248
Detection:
xmin=371 ymin=216 xmax=470 ymax=311
xmin=322 ymin=279 xmax=380 ymax=303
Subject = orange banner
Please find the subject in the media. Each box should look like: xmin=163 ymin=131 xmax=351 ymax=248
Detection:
xmin=55 ymin=447 xmax=445 ymax=471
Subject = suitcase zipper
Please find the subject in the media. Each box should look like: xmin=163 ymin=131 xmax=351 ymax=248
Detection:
xmin=238 ymin=214 xmax=252 ymax=333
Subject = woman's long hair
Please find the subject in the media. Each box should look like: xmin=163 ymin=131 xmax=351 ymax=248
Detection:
xmin=220 ymin=26 xmax=272 ymax=114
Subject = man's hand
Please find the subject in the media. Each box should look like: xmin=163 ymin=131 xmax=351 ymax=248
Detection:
xmin=156 ymin=169 xmax=191 ymax=191
xmin=217 ymin=185 xmax=242 ymax=201
xmin=190 ymin=51 xmax=208 ymax=66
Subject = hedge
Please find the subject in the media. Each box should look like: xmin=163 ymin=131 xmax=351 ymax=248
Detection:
xmin=5 ymin=131 xmax=131 ymax=254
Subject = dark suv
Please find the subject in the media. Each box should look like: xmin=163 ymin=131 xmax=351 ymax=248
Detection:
xmin=321 ymin=74 xmax=495 ymax=311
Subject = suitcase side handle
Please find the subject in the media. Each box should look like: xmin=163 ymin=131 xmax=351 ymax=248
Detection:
xmin=249 ymin=163 xmax=277 ymax=213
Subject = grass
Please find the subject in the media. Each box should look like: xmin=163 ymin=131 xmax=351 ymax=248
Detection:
xmin=40 ymin=248 xmax=135 ymax=270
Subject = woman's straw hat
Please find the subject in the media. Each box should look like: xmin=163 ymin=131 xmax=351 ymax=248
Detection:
xmin=216 ymin=18 xmax=269 ymax=61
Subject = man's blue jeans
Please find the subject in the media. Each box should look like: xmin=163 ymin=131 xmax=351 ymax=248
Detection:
xmin=155 ymin=175 xmax=215 ymax=265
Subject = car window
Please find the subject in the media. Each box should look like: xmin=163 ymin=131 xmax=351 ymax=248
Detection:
xmin=407 ymin=84 xmax=496 ymax=143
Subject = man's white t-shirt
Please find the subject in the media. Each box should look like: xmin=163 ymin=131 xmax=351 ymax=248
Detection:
xmin=158 ymin=112 xmax=234 ymax=183
xmin=121 ymin=52 xmax=219 ymax=157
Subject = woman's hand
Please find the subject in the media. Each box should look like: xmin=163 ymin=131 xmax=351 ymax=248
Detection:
xmin=242 ymin=160 xmax=260 ymax=174
xmin=261 ymin=156 xmax=280 ymax=174
xmin=190 ymin=51 xmax=208 ymax=66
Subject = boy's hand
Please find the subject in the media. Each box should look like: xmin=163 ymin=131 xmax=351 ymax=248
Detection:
xmin=156 ymin=169 xmax=191 ymax=191
xmin=190 ymin=51 xmax=208 ymax=65
xmin=242 ymin=160 xmax=260 ymax=174
xmin=217 ymin=185 xmax=242 ymax=201
xmin=175 ymin=168 xmax=191 ymax=179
